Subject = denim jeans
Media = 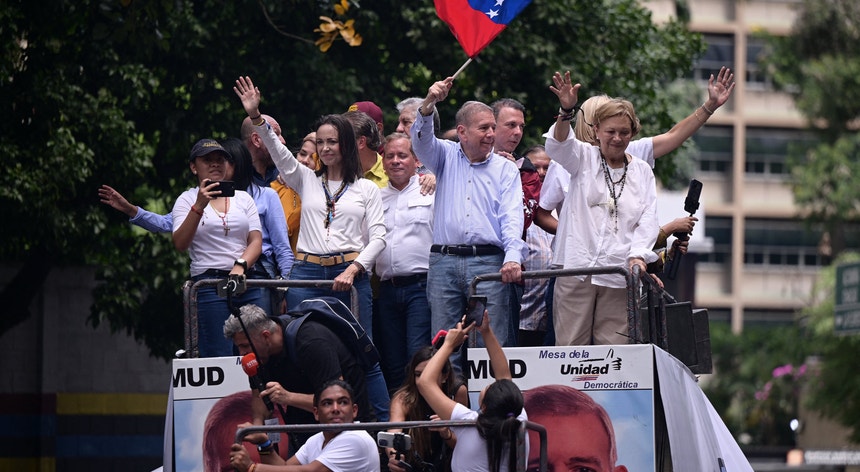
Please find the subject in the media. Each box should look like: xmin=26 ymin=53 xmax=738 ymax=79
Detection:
xmin=427 ymin=252 xmax=510 ymax=370
xmin=286 ymin=260 xmax=373 ymax=340
xmin=192 ymin=275 xmax=268 ymax=358
xmin=376 ymin=278 xmax=431 ymax=391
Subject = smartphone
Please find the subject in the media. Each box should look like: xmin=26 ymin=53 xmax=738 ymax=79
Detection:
xmin=431 ymin=330 xmax=447 ymax=349
xmin=377 ymin=432 xmax=412 ymax=451
xmin=465 ymin=296 xmax=487 ymax=326
xmin=205 ymin=179 xmax=236 ymax=197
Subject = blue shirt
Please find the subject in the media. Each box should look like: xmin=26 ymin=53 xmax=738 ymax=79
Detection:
xmin=411 ymin=112 xmax=526 ymax=264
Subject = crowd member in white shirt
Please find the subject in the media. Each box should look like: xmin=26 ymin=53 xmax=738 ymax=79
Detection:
xmin=417 ymin=311 xmax=527 ymax=472
xmin=544 ymin=71 xmax=659 ymax=346
xmin=229 ymin=379 xmax=380 ymax=472
xmin=375 ymin=132 xmax=435 ymax=390
xmin=234 ymin=76 xmax=385 ymax=339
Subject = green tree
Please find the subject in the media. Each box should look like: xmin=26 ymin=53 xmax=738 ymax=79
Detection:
xmin=1 ymin=0 xmax=706 ymax=358
xmin=764 ymin=0 xmax=860 ymax=255
xmin=796 ymin=252 xmax=860 ymax=442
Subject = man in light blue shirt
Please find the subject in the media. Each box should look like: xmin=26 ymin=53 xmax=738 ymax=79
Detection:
xmin=411 ymin=76 xmax=525 ymax=350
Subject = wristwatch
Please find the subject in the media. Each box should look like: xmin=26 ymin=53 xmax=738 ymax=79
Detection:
xmin=257 ymin=439 xmax=274 ymax=455
xmin=233 ymin=258 xmax=248 ymax=272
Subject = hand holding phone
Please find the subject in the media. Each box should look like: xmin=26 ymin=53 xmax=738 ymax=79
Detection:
xmin=464 ymin=296 xmax=487 ymax=327
xmin=431 ymin=330 xmax=448 ymax=349
xmin=203 ymin=179 xmax=236 ymax=197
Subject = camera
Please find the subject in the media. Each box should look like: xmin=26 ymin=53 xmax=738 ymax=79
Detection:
xmin=204 ymin=179 xmax=236 ymax=197
xmin=377 ymin=432 xmax=412 ymax=452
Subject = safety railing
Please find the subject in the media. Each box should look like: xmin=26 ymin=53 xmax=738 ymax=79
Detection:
xmin=182 ymin=278 xmax=359 ymax=358
xmin=468 ymin=264 xmax=672 ymax=349
xmin=235 ymin=419 xmax=548 ymax=472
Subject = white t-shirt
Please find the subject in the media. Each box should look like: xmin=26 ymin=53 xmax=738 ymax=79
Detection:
xmin=171 ymin=188 xmax=261 ymax=277
xmin=450 ymin=403 xmax=529 ymax=472
xmin=294 ymin=430 xmax=381 ymax=472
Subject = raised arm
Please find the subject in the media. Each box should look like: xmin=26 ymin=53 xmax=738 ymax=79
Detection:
xmin=652 ymin=66 xmax=735 ymax=158
xmin=416 ymin=322 xmax=474 ymax=420
xmin=476 ymin=311 xmax=511 ymax=380
xmin=549 ymin=71 xmax=581 ymax=142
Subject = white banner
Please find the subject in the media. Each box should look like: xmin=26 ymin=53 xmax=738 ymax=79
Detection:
xmin=467 ymin=344 xmax=656 ymax=472
xmin=170 ymin=356 xmax=288 ymax=472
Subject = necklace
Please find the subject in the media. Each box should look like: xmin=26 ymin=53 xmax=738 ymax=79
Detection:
xmin=600 ymin=152 xmax=628 ymax=233
xmin=321 ymin=173 xmax=350 ymax=234
xmin=210 ymin=198 xmax=230 ymax=236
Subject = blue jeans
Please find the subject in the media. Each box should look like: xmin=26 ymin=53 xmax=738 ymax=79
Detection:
xmin=286 ymin=260 xmax=373 ymax=340
xmin=427 ymin=253 xmax=510 ymax=369
xmin=376 ymin=277 xmax=431 ymax=391
xmin=366 ymin=362 xmax=390 ymax=422
xmin=193 ymin=275 xmax=268 ymax=358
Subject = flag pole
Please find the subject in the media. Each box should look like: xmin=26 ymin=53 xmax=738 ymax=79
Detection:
xmin=451 ymin=57 xmax=473 ymax=80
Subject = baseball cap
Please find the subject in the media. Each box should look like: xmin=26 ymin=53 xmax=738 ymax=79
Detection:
xmin=348 ymin=101 xmax=383 ymax=125
xmin=189 ymin=139 xmax=230 ymax=162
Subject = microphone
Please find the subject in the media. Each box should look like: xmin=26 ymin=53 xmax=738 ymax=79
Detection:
xmin=241 ymin=353 xmax=274 ymax=412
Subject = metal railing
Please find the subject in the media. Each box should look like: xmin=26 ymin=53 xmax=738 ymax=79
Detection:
xmin=182 ymin=278 xmax=359 ymax=358
xmin=468 ymin=264 xmax=672 ymax=349
xmin=183 ymin=264 xmax=674 ymax=357
xmin=235 ymin=419 xmax=548 ymax=472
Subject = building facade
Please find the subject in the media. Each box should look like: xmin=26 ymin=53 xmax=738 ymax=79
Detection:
xmin=645 ymin=0 xmax=829 ymax=331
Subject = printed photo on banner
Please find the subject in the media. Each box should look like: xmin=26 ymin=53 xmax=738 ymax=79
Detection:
xmin=170 ymin=356 xmax=288 ymax=472
xmin=467 ymin=344 xmax=656 ymax=472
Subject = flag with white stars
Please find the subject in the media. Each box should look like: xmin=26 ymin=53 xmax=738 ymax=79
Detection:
xmin=435 ymin=0 xmax=533 ymax=58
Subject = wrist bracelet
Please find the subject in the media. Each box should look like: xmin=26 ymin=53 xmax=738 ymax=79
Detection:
xmin=694 ymin=108 xmax=708 ymax=124
xmin=560 ymin=105 xmax=575 ymax=113
xmin=701 ymin=103 xmax=715 ymax=115
xmin=190 ymin=206 xmax=204 ymax=217
xmin=249 ymin=114 xmax=261 ymax=121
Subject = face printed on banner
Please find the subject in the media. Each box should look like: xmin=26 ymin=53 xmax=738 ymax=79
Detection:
xmin=526 ymin=412 xmax=628 ymax=472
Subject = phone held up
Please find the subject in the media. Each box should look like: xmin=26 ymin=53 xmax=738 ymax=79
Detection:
xmin=204 ymin=179 xmax=236 ymax=197
xmin=464 ymin=296 xmax=487 ymax=327
xmin=377 ymin=432 xmax=412 ymax=452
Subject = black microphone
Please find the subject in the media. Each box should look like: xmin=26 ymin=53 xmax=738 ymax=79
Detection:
xmin=241 ymin=353 xmax=274 ymax=413
xmin=668 ymin=179 xmax=703 ymax=280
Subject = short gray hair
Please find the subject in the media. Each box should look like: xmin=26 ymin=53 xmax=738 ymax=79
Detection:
xmin=222 ymin=304 xmax=277 ymax=339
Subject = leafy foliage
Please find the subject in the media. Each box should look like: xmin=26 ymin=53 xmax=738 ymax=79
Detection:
xmin=796 ymin=252 xmax=860 ymax=443
xmin=703 ymin=322 xmax=811 ymax=446
xmin=762 ymin=0 xmax=860 ymax=256
xmin=1 ymin=0 xmax=705 ymax=358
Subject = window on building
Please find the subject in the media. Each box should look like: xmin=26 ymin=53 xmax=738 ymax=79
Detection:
xmin=701 ymin=216 xmax=732 ymax=264
xmin=746 ymin=37 xmax=772 ymax=90
xmin=745 ymin=128 xmax=819 ymax=178
xmin=693 ymin=34 xmax=735 ymax=82
xmin=743 ymin=219 xmax=827 ymax=267
xmin=695 ymin=126 xmax=733 ymax=175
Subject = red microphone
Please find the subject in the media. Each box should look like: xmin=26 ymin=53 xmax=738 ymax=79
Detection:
xmin=241 ymin=353 xmax=274 ymax=412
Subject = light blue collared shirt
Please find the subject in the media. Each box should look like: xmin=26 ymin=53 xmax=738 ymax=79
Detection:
xmin=411 ymin=112 xmax=526 ymax=264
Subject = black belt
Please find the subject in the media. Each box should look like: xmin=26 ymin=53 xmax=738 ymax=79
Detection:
xmin=200 ymin=268 xmax=268 ymax=278
xmin=383 ymin=273 xmax=427 ymax=287
xmin=430 ymin=244 xmax=503 ymax=256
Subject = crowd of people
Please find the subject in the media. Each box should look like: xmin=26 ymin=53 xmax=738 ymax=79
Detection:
xmin=100 ymin=67 xmax=734 ymax=471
